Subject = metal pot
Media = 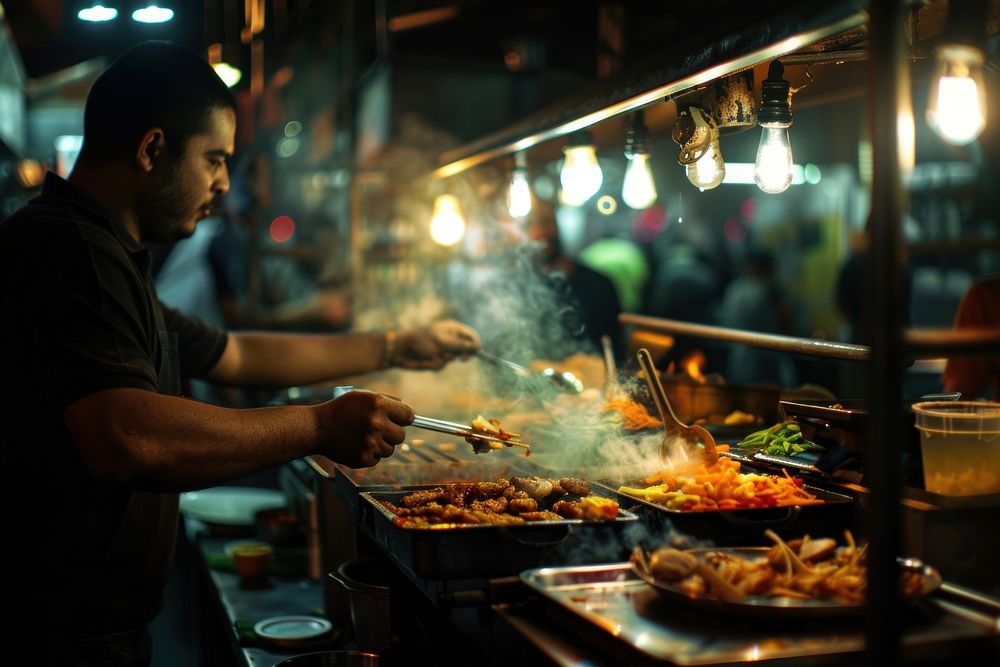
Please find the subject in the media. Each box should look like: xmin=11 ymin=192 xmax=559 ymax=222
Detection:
xmin=659 ymin=376 xmax=780 ymax=424
xmin=329 ymin=558 xmax=391 ymax=651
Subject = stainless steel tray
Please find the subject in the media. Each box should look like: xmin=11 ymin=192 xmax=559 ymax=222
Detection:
xmin=360 ymin=485 xmax=639 ymax=579
xmin=519 ymin=563 xmax=1000 ymax=665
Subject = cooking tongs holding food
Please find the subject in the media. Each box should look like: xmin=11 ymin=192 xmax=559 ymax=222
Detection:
xmin=636 ymin=348 xmax=718 ymax=466
xmin=411 ymin=415 xmax=532 ymax=450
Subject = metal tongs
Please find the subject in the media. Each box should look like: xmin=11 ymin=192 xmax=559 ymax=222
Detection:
xmin=636 ymin=348 xmax=718 ymax=466
xmin=477 ymin=351 xmax=584 ymax=394
xmin=411 ymin=415 xmax=532 ymax=450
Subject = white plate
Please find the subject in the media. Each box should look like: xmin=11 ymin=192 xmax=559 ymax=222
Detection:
xmin=179 ymin=487 xmax=285 ymax=526
xmin=254 ymin=615 xmax=333 ymax=645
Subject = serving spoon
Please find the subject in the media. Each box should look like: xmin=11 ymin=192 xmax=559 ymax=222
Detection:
xmin=477 ymin=351 xmax=584 ymax=394
xmin=636 ymin=348 xmax=719 ymax=466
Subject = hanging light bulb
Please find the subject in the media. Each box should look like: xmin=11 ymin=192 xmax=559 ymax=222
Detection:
xmin=926 ymin=44 xmax=987 ymax=146
xmin=685 ymin=129 xmax=726 ymax=190
xmin=673 ymin=106 xmax=725 ymax=191
xmin=753 ymin=60 xmax=793 ymax=194
xmin=430 ymin=194 xmax=466 ymax=246
xmin=507 ymin=153 xmax=532 ymax=218
xmin=560 ymin=131 xmax=603 ymax=206
xmin=622 ymin=111 xmax=657 ymax=209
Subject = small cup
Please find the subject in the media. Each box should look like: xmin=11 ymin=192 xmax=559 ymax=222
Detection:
xmin=228 ymin=541 xmax=274 ymax=579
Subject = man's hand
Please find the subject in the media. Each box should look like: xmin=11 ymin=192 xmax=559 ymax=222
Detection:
xmin=315 ymin=390 xmax=415 ymax=468
xmin=392 ymin=319 xmax=481 ymax=369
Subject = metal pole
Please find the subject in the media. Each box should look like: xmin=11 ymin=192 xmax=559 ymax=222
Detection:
xmin=865 ymin=0 xmax=908 ymax=663
xmin=619 ymin=313 xmax=872 ymax=361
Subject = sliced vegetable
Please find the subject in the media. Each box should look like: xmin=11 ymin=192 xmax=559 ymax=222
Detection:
xmin=736 ymin=420 xmax=823 ymax=457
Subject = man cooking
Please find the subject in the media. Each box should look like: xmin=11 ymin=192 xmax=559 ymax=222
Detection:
xmin=0 ymin=40 xmax=479 ymax=665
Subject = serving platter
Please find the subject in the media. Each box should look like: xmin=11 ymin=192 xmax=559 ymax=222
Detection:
xmin=517 ymin=562 xmax=998 ymax=665
xmin=631 ymin=546 xmax=942 ymax=618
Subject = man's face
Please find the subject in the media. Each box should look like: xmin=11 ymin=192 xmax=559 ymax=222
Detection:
xmin=527 ymin=211 xmax=561 ymax=266
xmin=137 ymin=106 xmax=235 ymax=244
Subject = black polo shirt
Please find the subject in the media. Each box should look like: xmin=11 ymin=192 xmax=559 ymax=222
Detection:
xmin=0 ymin=173 xmax=227 ymax=640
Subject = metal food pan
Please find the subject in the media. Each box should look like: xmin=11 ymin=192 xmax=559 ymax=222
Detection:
xmin=597 ymin=479 xmax=856 ymax=545
xmin=359 ymin=484 xmax=638 ymax=580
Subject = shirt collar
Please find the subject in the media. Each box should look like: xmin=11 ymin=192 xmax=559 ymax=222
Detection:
xmin=38 ymin=172 xmax=145 ymax=255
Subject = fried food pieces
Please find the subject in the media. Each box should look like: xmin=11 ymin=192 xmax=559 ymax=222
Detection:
xmin=380 ymin=477 xmax=619 ymax=527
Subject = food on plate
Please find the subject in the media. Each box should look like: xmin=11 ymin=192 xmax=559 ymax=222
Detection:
xmin=617 ymin=456 xmax=822 ymax=511
xmin=603 ymin=397 xmax=663 ymax=430
xmin=379 ymin=477 xmax=618 ymax=527
xmin=631 ymin=530 xmax=927 ymax=605
xmin=465 ymin=415 xmax=531 ymax=456
xmin=736 ymin=420 xmax=823 ymax=457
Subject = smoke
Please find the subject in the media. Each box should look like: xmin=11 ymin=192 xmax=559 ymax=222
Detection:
xmin=557 ymin=517 xmax=716 ymax=567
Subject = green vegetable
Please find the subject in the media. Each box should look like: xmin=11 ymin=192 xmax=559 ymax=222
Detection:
xmin=735 ymin=420 xmax=823 ymax=457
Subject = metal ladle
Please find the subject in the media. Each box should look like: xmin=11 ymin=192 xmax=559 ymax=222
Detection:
xmin=636 ymin=348 xmax=719 ymax=466
xmin=478 ymin=351 xmax=584 ymax=394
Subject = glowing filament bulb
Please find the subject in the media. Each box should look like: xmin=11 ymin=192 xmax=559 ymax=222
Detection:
xmin=685 ymin=135 xmax=725 ymax=191
xmin=560 ymin=142 xmax=603 ymax=206
xmin=430 ymin=194 xmax=466 ymax=246
xmin=926 ymin=45 xmax=987 ymax=146
xmin=622 ymin=153 xmax=657 ymax=209
xmin=507 ymin=167 xmax=532 ymax=218
xmin=754 ymin=126 xmax=793 ymax=194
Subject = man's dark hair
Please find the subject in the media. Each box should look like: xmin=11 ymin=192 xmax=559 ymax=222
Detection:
xmin=82 ymin=40 xmax=236 ymax=160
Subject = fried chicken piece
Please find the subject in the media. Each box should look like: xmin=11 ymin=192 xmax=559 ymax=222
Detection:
xmin=558 ymin=477 xmax=591 ymax=496
xmin=469 ymin=497 xmax=508 ymax=513
xmin=467 ymin=479 xmax=510 ymax=499
xmin=401 ymin=488 xmax=449 ymax=508
xmin=508 ymin=497 xmax=538 ymax=514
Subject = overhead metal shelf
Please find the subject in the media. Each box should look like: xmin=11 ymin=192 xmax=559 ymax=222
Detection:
xmin=431 ymin=1 xmax=867 ymax=179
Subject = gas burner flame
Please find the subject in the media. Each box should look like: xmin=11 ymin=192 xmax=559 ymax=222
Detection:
xmin=682 ymin=350 xmax=707 ymax=384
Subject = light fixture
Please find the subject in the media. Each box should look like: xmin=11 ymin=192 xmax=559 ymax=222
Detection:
xmin=132 ymin=4 xmax=174 ymax=23
xmin=507 ymin=153 xmax=532 ymax=219
xmin=77 ymin=4 xmax=118 ymax=21
xmin=673 ymin=107 xmax=725 ymax=191
xmin=926 ymin=45 xmax=987 ymax=146
xmin=926 ymin=0 xmax=989 ymax=146
xmin=212 ymin=62 xmax=242 ymax=87
xmin=754 ymin=60 xmax=794 ymax=194
xmin=622 ymin=111 xmax=657 ymax=209
xmin=686 ymin=130 xmax=726 ymax=191
xmin=559 ymin=130 xmax=603 ymax=206
xmin=430 ymin=194 xmax=466 ymax=246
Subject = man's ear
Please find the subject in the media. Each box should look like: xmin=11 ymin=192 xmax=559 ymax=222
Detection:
xmin=136 ymin=128 xmax=166 ymax=172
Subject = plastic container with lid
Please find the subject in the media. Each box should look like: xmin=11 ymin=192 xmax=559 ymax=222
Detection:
xmin=911 ymin=401 xmax=1000 ymax=496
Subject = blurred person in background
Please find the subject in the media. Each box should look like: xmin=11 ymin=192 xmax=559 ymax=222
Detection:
xmin=0 ymin=41 xmax=480 ymax=666
xmin=528 ymin=197 xmax=623 ymax=357
xmin=643 ymin=230 xmax=725 ymax=372
xmin=719 ymin=247 xmax=798 ymax=387
xmin=941 ymin=274 xmax=1000 ymax=399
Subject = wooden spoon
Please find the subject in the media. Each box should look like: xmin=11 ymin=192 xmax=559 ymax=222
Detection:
xmin=637 ymin=348 xmax=719 ymax=466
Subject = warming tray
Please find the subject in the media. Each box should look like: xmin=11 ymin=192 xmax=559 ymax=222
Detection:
xmin=517 ymin=562 xmax=1000 ymax=665
xmin=599 ymin=477 xmax=856 ymax=545
xmin=360 ymin=485 xmax=639 ymax=579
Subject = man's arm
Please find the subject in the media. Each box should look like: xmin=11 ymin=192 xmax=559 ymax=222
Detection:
xmin=208 ymin=330 xmax=387 ymax=388
xmin=206 ymin=319 xmax=481 ymax=388
xmin=63 ymin=387 xmax=412 ymax=492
